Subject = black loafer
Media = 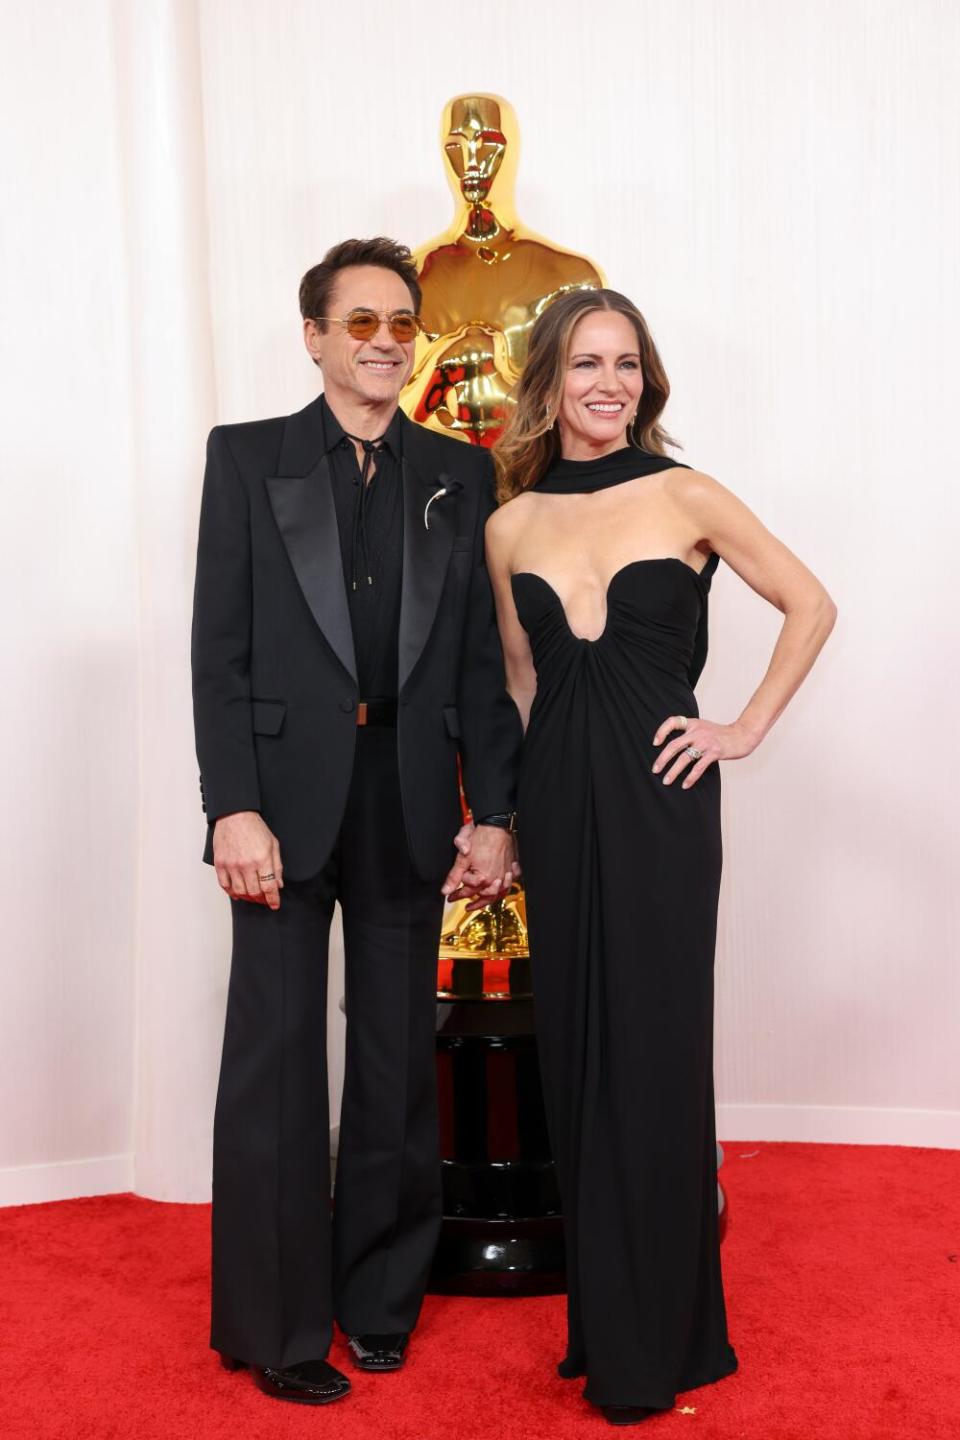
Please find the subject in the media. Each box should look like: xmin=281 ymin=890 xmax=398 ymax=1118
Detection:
xmin=219 ymin=1354 xmax=351 ymax=1404
xmin=347 ymin=1332 xmax=409 ymax=1371
xmin=601 ymin=1405 xmax=658 ymax=1426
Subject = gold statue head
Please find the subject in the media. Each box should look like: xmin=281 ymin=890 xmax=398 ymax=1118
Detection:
xmin=442 ymin=93 xmax=520 ymax=212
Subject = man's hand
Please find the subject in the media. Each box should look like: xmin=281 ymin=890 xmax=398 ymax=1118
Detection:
xmin=441 ymin=822 xmax=520 ymax=911
xmin=212 ymin=811 xmax=284 ymax=910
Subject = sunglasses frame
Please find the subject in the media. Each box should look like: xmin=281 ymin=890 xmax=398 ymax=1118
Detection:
xmin=315 ymin=308 xmax=423 ymax=342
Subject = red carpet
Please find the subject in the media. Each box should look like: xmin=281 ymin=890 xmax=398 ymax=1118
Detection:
xmin=2 ymin=1143 xmax=958 ymax=1440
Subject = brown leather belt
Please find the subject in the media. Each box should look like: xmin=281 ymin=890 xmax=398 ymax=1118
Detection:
xmin=356 ymin=698 xmax=398 ymax=727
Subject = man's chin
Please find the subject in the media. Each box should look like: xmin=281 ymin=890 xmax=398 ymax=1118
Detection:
xmin=358 ymin=370 xmax=409 ymax=401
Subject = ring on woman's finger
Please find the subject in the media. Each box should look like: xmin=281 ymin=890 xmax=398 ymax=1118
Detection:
xmin=677 ymin=715 xmax=688 ymax=730
xmin=685 ymin=746 xmax=703 ymax=761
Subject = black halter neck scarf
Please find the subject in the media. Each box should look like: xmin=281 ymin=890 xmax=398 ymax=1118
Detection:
xmin=534 ymin=444 xmax=688 ymax=494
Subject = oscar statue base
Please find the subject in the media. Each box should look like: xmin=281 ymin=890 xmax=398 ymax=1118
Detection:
xmin=429 ymin=985 xmax=565 ymax=1297
xmin=429 ymin=1213 xmax=565 ymax=1296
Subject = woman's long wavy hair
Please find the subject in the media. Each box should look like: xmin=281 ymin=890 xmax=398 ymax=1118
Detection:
xmin=493 ymin=288 xmax=677 ymax=504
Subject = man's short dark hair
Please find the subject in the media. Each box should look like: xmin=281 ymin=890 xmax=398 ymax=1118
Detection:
xmin=299 ymin=238 xmax=422 ymax=329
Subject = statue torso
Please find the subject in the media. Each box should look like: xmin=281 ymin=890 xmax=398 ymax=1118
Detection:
xmin=401 ymin=230 xmax=603 ymax=445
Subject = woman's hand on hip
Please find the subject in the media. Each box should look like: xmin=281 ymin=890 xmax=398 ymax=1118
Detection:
xmin=652 ymin=715 xmax=759 ymax=789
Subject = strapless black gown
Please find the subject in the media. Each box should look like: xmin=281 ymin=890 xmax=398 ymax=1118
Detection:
xmin=511 ymin=447 xmax=738 ymax=1410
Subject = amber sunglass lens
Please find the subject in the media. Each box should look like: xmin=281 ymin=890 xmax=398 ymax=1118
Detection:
xmin=344 ymin=311 xmax=380 ymax=339
xmin=388 ymin=314 xmax=419 ymax=342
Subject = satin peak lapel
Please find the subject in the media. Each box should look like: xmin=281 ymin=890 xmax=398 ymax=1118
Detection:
xmin=399 ymin=459 xmax=457 ymax=693
xmin=265 ymin=454 xmax=357 ymax=683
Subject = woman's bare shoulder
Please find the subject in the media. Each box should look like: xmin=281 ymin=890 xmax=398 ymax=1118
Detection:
xmin=486 ymin=489 xmax=538 ymax=540
xmin=664 ymin=466 xmax=742 ymax=514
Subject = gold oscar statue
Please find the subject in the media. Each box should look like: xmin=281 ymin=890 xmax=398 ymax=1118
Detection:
xmin=401 ymin=92 xmax=604 ymax=448
xmin=404 ymin=94 xmax=604 ymax=997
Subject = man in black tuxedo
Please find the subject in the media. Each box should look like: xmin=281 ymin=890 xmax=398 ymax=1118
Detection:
xmin=191 ymin=237 xmax=522 ymax=1405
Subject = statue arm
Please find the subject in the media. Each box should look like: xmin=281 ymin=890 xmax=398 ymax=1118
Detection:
xmin=401 ymin=322 xmax=516 ymax=433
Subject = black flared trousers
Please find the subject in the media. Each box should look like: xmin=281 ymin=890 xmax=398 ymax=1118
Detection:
xmin=210 ymin=728 xmax=445 ymax=1368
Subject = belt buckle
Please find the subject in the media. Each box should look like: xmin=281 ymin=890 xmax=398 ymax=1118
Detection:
xmin=356 ymin=700 xmax=368 ymax=726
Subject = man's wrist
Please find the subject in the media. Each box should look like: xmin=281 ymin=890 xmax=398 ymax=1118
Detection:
xmin=474 ymin=811 xmax=518 ymax=833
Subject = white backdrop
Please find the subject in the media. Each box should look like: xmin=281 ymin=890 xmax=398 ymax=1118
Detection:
xmin=1 ymin=0 xmax=958 ymax=1205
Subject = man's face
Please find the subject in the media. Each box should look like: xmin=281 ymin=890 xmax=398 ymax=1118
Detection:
xmin=303 ymin=266 xmax=417 ymax=411
xmin=444 ymin=101 xmax=506 ymax=204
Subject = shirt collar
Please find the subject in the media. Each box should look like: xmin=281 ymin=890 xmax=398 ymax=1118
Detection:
xmin=320 ymin=394 xmax=404 ymax=460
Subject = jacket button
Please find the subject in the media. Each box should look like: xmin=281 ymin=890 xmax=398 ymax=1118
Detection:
xmin=340 ymin=698 xmax=356 ymax=713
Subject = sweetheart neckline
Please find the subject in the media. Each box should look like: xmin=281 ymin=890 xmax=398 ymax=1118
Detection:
xmin=510 ymin=557 xmax=710 ymax=645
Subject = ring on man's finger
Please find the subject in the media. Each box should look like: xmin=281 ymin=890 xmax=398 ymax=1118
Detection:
xmin=258 ymin=872 xmax=276 ymax=881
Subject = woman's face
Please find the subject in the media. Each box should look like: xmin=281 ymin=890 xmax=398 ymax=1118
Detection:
xmin=556 ymin=309 xmax=644 ymax=458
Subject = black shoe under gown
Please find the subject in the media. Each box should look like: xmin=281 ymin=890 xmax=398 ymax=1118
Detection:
xmin=510 ymin=447 xmax=738 ymax=1411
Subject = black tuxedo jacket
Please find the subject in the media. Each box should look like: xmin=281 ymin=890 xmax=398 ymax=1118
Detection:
xmin=191 ymin=396 xmax=522 ymax=882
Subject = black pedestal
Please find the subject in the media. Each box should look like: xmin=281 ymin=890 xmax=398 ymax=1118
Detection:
xmin=429 ymin=996 xmax=565 ymax=1295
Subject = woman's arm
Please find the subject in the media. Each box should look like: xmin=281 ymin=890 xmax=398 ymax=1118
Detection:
xmin=484 ymin=503 xmax=538 ymax=733
xmin=654 ymin=469 xmax=838 ymax=787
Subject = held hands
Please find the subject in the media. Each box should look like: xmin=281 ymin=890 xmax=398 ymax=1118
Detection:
xmin=213 ymin=811 xmax=284 ymax=910
xmin=442 ymin=821 xmax=521 ymax=912
xmin=652 ymin=715 xmax=760 ymax=788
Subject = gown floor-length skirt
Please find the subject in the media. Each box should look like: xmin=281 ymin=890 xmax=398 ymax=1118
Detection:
xmin=512 ymin=555 xmax=738 ymax=1410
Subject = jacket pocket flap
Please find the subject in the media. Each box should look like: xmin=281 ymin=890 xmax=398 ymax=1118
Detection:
xmin=252 ymin=700 xmax=287 ymax=736
xmin=443 ymin=704 xmax=461 ymax=739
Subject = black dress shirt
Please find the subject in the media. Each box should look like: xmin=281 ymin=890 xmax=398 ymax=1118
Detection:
xmin=320 ymin=396 xmax=404 ymax=699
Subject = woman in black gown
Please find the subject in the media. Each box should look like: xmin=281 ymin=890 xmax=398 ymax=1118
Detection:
xmin=485 ymin=289 xmax=836 ymax=1426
